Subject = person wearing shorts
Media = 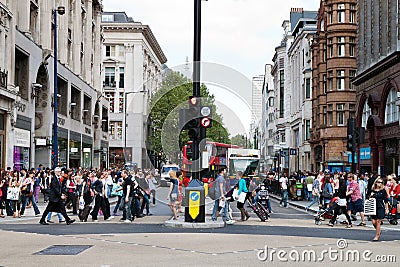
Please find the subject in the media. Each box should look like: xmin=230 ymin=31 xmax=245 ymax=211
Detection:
xmin=346 ymin=173 xmax=366 ymax=227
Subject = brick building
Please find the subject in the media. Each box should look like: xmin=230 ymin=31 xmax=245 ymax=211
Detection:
xmin=353 ymin=1 xmax=400 ymax=175
xmin=310 ymin=0 xmax=357 ymax=172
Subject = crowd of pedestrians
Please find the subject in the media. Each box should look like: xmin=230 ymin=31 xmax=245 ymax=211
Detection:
xmin=0 ymin=166 xmax=159 ymax=224
xmin=272 ymin=169 xmax=400 ymax=241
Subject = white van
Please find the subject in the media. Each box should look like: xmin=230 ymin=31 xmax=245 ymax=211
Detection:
xmin=160 ymin=164 xmax=180 ymax=187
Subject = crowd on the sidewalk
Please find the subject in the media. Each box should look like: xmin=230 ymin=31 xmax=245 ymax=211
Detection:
xmin=274 ymin=169 xmax=400 ymax=241
xmin=0 ymin=166 xmax=160 ymax=224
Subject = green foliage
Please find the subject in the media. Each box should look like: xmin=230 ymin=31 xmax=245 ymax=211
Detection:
xmin=230 ymin=134 xmax=251 ymax=148
xmin=148 ymin=71 xmax=230 ymax=163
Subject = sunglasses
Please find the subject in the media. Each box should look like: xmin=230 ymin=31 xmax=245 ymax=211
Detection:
xmin=376 ymin=181 xmax=383 ymax=184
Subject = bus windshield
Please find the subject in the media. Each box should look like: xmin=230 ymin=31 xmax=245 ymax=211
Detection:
xmin=228 ymin=158 xmax=259 ymax=176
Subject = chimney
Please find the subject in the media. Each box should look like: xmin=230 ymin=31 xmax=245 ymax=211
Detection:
xmin=291 ymin=8 xmax=304 ymax=13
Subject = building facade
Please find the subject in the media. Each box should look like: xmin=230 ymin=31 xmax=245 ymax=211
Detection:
xmin=101 ymin=12 xmax=167 ymax=169
xmin=271 ymin=20 xmax=293 ymax=174
xmin=261 ymin=64 xmax=274 ymax=171
xmin=353 ymin=0 xmax=400 ymax=175
xmin=310 ymin=0 xmax=357 ymax=172
xmin=287 ymin=8 xmax=317 ymax=172
xmin=0 ymin=0 xmax=109 ymax=170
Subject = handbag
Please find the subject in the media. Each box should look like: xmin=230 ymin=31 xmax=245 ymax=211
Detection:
xmin=364 ymin=198 xmax=376 ymax=216
xmin=7 ymin=187 xmax=20 ymax=201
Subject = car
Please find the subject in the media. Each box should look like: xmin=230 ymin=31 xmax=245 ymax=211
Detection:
xmin=160 ymin=164 xmax=180 ymax=187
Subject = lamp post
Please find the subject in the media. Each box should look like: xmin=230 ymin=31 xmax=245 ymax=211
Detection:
xmin=124 ymin=90 xmax=146 ymax=167
xmin=52 ymin=6 xmax=65 ymax=168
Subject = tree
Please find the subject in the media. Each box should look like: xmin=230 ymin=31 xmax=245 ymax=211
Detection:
xmin=230 ymin=134 xmax=251 ymax=148
xmin=148 ymin=71 xmax=230 ymax=163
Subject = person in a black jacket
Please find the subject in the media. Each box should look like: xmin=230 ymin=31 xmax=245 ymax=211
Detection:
xmin=328 ymin=175 xmax=353 ymax=227
xmin=39 ymin=167 xmax=75 ymax=225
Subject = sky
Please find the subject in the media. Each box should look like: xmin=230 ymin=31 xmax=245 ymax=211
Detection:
xmin=102 ymin=0 xmax=321 ymax=136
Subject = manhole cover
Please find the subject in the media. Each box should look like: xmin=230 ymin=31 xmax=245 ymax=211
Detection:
xmin=34 ymin=245 xmax=93 ymax=255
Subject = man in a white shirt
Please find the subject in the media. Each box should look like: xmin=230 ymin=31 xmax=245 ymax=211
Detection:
xmin=279 ymin=173 xmax=289 ymax=208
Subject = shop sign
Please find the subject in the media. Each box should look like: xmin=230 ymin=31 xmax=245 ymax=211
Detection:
xmin=15 ymin=128 xmax=30 ymax=147
xmin=83 ymin=148 xmax=91 ymax=153
xmin=71 ymin=147 xmax=78 ymax=153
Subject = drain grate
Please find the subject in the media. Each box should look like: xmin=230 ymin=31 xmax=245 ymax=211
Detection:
xmin=34 ymin=245 xmax=93 ymax=255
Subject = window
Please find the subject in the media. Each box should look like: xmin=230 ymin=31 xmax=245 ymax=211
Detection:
xmin=305 ymin=78 xmax=311 ymax=99
xmin=385 ymin=88 xmax=399 ymax=124
xmin=337 ymin=111 xmax=345 ymax=125
xmin=279 ymin=70 xmax=285 ymax=118
xmin=338 ymin=4 xmax=345 ymax=23
xmin=328 ymin=38 xmax=333 ymax=58
xmin=349 ymin=70 xmax=356 ymax=90
xmin=328 ymin=71 xmax=333 ymax=91
xmin=105 ymin=92 xmax=115 ymax=113
xmin=104 ymin=67 xmax=115 ymax=87
xmin=280 ymin=132 xmax=286 ymax=143
xmin=337 ymin=103 xmax=345 ymax=110
xmin=268 ymin=97 xmax=274 ymax=107
xmin=119 ymin=92 xmax=124 ymax=113
xmin=328 ymin=104 xmax=333 ymax=125
xmin=118 ymin=45 xmax=125 ymax=57
xmin=119 ymin=67 xmax=125 ymax=88
xmin=305 ymin=120 xmax=311 ymax=140
xmin=323 ymin=75 xmax=327 ymax=94
xmin=268 ymin=129 xmax=273 ymax=139
xmin=337 ymin=37 xmax=345 ymax=57
xmin=109 ymin=121 xmax=123 ymax=140
xmin=105 ymin=45 xmax=115 ymax=57
xmin=350 ymin=4 xmax=356 ymax=23
xmin=337 ymin=70 xmax=345 ymax=90
xmin=349 ymin=37 xmax=356 ymax=57
xmin=329 ymin=12 xmax=333 ymax=25
xmin=102 ymin=14 xmax=114 ymax=22
xmin=323 ymin=106 xmax=327 ymax=125
xmin=361 ymin=101 xmax=371 ymax=127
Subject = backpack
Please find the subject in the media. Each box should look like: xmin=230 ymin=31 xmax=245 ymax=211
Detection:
xmin=322 ymin=183 xmax=333 ymax=198
xmin=208 ymin=181 xmax=217 ymax=200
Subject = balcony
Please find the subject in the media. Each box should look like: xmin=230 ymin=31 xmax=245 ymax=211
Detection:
xmin=0 ymin=68 xmax=17 ymax=100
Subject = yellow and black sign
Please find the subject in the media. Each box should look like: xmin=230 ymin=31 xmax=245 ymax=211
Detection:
xmin=188 ymin=190 xmax=200 ymax=219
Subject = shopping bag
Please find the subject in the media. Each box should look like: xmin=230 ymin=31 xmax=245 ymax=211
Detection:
xmin=238 ymin=192 xmax=247 ymax=203
xmin=79 ymin=196 xmax=85 ymax=210
xmin=364 ymin=198 xmax=376 ymax=216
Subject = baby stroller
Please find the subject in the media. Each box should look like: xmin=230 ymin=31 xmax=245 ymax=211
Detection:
xmin=314 ymin=197 xmax=339 ymax=225
xmin=385 ymin=198 xmax=399 ymax=225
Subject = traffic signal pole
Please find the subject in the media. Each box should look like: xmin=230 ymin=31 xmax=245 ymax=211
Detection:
xmin=192 ymin=0 xmax=202 ymax=180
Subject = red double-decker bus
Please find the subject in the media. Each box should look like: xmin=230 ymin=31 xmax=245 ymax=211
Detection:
xmin=182 ymin=141 xmax=239 ymax=182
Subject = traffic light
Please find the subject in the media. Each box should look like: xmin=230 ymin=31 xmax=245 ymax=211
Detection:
xmin=187 ymin=96 xmax=200 ymax=138
xmin=347 ymin=118 xmax=356 ymax=151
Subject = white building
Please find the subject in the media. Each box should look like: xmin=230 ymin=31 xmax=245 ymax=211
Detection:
xmin=261 ymin=64 xmax=274 ymax=172
xmin=271 ymin=19 xmax=293 ymax=174
xmin=0 ymin=0 xmax=108 ymax=170
xmin=101 ymin=12 xmax=167 ymax=169
xmin=286 ymin=9 xmax=317 ymax=172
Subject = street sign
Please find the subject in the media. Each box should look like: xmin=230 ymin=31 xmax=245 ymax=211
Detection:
xmin=189 ymin=191 xmax=200 ymax=219
xmin=289 ymin=148 xmax=297 ymax=155
xmin=200 ymin=117 xmax=211 ymax=128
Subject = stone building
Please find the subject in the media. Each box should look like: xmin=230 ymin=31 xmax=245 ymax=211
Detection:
xmin=287 ymin=8 xmax=317 ymax=172
xmin=101 ymin=12 xmax=167 ymax=169
xmin=0 ymin=0 xmax=109 ymax=170
xmin=353 ymin=1 xmax=400 ymax=175
xmin=310 ymin=0 xmax=357 ymax=172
